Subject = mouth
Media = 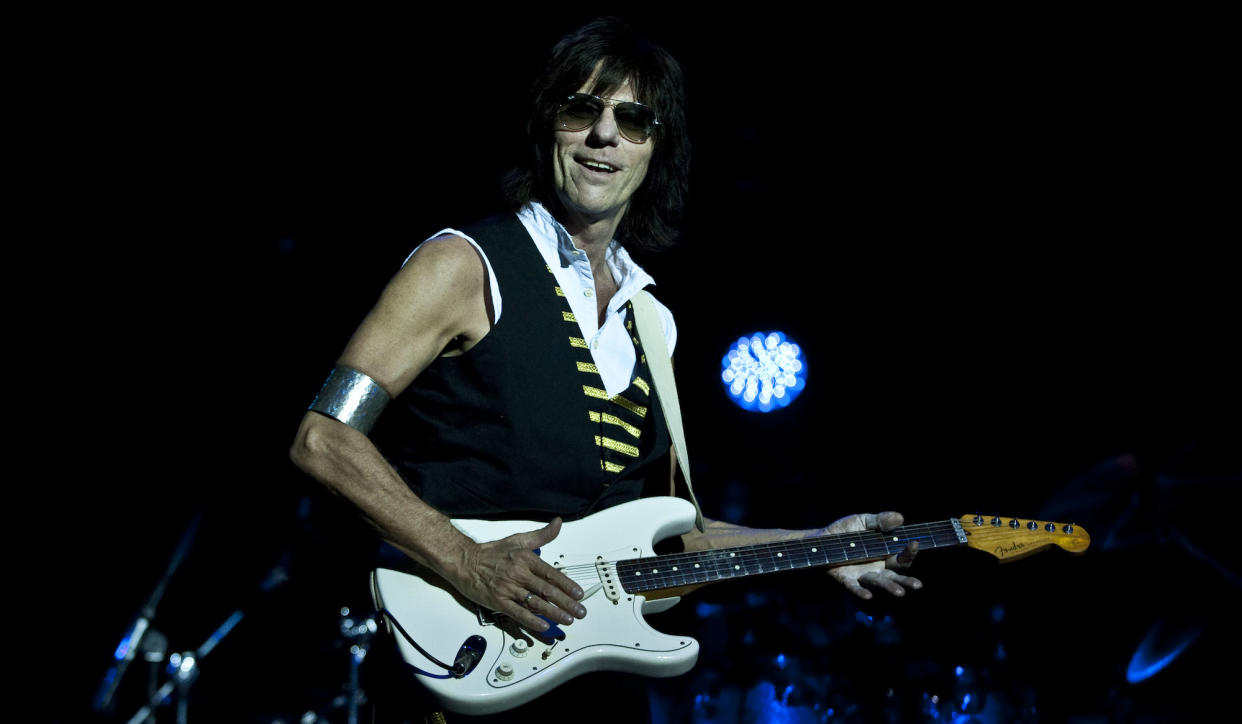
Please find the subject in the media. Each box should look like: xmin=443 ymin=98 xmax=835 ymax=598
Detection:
xmin=577 ymin=158 xmax=620 ymax=174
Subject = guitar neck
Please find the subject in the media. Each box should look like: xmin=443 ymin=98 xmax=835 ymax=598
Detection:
xmin=618 ymin=520 xmax=967 ymax=595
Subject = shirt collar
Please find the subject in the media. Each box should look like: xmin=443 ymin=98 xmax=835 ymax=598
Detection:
xmin=517 ymin=202 xmax=656 ymax=308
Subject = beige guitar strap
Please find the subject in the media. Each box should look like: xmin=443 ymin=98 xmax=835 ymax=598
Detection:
xmin=631 ymin=290 xmax=705 ymax=532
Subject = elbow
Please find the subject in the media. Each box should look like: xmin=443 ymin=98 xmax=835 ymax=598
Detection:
xmin=289 ymin=412 xmax=342 ymax=478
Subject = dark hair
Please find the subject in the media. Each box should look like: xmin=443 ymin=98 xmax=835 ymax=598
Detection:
xmin=502 ymin=17 xmax=690 ymax=253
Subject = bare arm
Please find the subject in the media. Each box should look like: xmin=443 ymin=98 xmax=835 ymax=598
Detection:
xmin=290 ymin=236 xmax=585 ymax=631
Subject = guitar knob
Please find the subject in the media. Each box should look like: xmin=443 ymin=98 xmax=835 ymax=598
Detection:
xmin=510 ymin=639 xmax=529 ymax=657
xmin=973 ymin=515 xmax=984 ymax=526
xmin=991 ymin=517 xmax=1002 ymax=526
xmin=1009 ymin=519 xmax=1021 ymax=529
xmin=1045 ymin=523 xmax=1056 ymax=532
xmin=1063 ymin=524 xmax=1075 ymax=534
xmin=495 ymin=663 xmax=514 ymax=681
xmin=1027 ymin=521 xmax=1038 ymax=531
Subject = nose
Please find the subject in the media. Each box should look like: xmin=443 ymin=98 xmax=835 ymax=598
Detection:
xmin=587 ymin=107 xmax=621 ymax=146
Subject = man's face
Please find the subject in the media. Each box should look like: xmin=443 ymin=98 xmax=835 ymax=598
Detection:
xmin=551 ymin=78 xmax=654 ymax=232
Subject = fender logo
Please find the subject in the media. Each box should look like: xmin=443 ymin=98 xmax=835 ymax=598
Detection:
xmin=994 ymin=541 xmax=1027 ymax=557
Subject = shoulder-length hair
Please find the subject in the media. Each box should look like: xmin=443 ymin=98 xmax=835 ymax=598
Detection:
xmin=502 ymin=17 xmax=690 ymax=253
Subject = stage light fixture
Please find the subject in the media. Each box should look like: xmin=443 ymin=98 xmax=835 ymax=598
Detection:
xmin=721 ymin=331 xmax=806 ymax=413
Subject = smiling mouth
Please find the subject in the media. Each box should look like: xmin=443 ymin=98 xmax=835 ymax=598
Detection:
xmin=578 ymin=159 xmax=620 ymax=173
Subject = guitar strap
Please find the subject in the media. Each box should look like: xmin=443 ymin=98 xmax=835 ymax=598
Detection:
xmin=631 ymin=290 xmax=705 ymax=532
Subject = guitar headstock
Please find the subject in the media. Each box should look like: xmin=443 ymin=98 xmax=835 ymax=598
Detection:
xmin=958 ymin=515 xmax=1090 ymax=562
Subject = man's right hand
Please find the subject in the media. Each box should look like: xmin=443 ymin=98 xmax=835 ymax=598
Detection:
xmin=446 ymin=518 xmax=588 ymax=633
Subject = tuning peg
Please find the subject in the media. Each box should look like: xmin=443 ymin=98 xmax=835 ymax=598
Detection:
xmin=1063 ymin=524 xmax=1075 ymax=534
xmin=1045 ymin=523 xmax=1056 ymax=532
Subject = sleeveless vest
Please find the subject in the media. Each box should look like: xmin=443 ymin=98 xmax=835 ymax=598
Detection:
xmin=375 ymin=214 xmax=672 ymax=521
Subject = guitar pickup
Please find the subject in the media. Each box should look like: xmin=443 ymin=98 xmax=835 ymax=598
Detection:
xmin=596 ymin=558 xmax=622 ymax=603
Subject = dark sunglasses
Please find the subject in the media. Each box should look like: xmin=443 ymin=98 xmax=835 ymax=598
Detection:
xmin=555 ymin=93 xmax=661 ymax=144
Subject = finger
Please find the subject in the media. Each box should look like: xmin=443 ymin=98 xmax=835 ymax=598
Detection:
xmin=511 ymin=517 xmax=562 ymax=551
xmin=874 ymin=511 xmax=904 ymax=532
xmin=887 ymin=573 xmax=923 ymax=591
xmin=505 ymin=595 xmax=554 ymax=633
xmin=892 ymin=540 xmax=919 ymax=569
xmin=859 ymin=571 xmax=909 ymax=597
xmin=522 ymin=574 xmax=587 ymax=622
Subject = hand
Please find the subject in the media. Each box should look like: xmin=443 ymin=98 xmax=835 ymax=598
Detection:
xmin=447 ymin=517 xmax=587 ymax=632
xmin=825 ymin=512 xmax=922 ymax=600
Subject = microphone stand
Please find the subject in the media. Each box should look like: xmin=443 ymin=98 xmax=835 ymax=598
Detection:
xmin=94 ymin=512 xmax=202 ymax=716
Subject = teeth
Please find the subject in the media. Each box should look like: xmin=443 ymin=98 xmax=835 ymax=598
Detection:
xmin=582 ymin=160 xmax=617 ymax=172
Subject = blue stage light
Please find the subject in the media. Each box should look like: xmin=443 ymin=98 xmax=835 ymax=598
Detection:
xmin=1126 ymin=619 xmax=1203 ymax=684
xmin=721 ymin=332 xmax=806 ymax=412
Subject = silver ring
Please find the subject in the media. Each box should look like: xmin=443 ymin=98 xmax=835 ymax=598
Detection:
xmin=522 ymin=592 xmax=536 ymax=609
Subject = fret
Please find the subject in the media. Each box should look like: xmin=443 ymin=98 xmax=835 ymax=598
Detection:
xmin=618 ymin=520 xmax=967 ymax=594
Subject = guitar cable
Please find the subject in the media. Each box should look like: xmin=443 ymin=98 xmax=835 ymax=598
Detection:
xmin=378 ymin=607 xmax=466 ymax=677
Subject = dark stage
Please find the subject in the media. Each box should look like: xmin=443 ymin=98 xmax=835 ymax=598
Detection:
xmin=27 ymin=9 xmax=1237 ymax=723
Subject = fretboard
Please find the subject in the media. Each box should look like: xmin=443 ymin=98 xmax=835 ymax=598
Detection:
xmin=617 ymin=520 xmax=967 ymax=594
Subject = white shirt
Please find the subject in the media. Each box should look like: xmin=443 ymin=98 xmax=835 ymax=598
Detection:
xmin=413 ymin=202 xmax=677 ymax=396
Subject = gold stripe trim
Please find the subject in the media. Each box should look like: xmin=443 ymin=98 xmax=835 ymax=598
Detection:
xmin=632 ymin=377 xmax=650 ymax=396
xmin=563 ymin=311 xmax=577 ymax=323
xmin=601 ymin=460 xmax=625 ymax=473
xmin=555 ymin=286 xmax=565 ymax=297
xmin=582 ymin=386 xmax=649 ymax=418
xmin=577 ymin=361 xmax=600 ymax=375
xmin=589 ymin=411 xmax=642 ymax=440
xmin=595 ymin=436 xmax=640 ymax=457
xmin=570 ymin=337 xmax=588 ymax=349
xmin=611 ymin=395 xmax=648 ymax=418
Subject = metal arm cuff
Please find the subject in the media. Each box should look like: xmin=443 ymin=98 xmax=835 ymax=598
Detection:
xmin=308 ymin=365 xmax=391 ymax=435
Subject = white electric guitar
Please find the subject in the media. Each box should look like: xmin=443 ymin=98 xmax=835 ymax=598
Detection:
xmin=371 ymin=496 xmax=1089 ymax=715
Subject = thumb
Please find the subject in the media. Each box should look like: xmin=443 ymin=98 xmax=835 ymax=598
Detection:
xmin=522 ymin=516 xmax=563 ymax=549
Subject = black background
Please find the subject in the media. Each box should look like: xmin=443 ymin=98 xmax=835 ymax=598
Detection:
xmin=20 ymin=8 xmax=1237 ymax=722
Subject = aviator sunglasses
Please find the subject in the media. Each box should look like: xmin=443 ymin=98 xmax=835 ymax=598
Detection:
xmin=555 ymin=93 xmax=662 ymax=144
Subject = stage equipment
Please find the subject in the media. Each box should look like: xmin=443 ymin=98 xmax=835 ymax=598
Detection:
xmin=721 ymin=332 xmax=806 ymax=412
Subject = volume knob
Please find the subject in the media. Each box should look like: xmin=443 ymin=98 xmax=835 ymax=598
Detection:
xmin=495 ymin=663 xmax=514 ymax=681
xmin=510 ymin=639 xmax=529 ymax=657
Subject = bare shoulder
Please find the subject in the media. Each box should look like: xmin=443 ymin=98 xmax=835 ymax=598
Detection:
xmin=338 ymin=234 xmax=491 ymax=395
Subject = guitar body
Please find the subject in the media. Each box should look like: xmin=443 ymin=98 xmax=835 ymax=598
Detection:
xmin=370 ymin=497 xmax=702 ymax=715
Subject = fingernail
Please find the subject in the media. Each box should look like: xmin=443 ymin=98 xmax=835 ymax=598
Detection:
xmin=575 ymin=605 xmax=586 ymax=617
xmin=562 ymin=614 xmax=573 ymax=625
xmin=572 ymin=587 xmax=584 ymax=599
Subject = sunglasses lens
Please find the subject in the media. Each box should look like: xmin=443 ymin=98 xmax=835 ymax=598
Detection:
xmin=614 ymin=104 xmax=655 ymax=143
xmin=557 ymin=96 xmax=603 ymax=132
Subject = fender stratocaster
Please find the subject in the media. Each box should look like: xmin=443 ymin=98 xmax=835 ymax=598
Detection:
xmin=370 ymin=496 xmax=1089 ymax=715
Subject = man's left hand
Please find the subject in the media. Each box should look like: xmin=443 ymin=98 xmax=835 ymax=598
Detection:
xmin=825 ymin=511 xmax=922 ymax=600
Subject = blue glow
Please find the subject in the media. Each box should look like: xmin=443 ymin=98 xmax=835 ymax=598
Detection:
xmin=776 ymin=653 xmax=787 ymax=670
xmin=1126 ymin=621 xmax=1203 ymax=684
xmin=955 ymin=666 xmax=964 ymax=677
xmin=961 ymin=693 xmax=972 ymax=709
xmin=696 ymin=602 xmax=723 ymax=618
xmin=721 ymin=331 xmax=807 ymax=413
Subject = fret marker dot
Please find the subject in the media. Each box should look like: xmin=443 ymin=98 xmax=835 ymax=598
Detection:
xmin=652 ymin=569 xmax=658 ymax=573
xmin=693 ymin=564 xmax=700 ymax=568
xmin=893 ymin=537 xmax=899 ymax=542
xmin=811 ymin=547 xmax=818 ymax=553
xmin=729 ymin=552 xmax=736 ymax=557
xmin=672 ymin=566 xmax=678 ymax=571
xmin=777 ymin=552 xmax=783 ymax=557
xmin=850 ymin=543 xmax=856 ymax=548
xmin=734 ymin=565 xmax=740 ymax=570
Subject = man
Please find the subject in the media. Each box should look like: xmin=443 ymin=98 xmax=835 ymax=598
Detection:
xmin=290 ymin=17 xmax=919 ymax=721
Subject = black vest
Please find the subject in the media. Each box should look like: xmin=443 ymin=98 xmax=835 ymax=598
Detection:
xmin=375 ymin=214 xmax=672 ymax=521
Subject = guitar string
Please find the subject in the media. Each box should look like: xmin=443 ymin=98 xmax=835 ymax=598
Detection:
xmin=544 ymin=520 xmax=962 ymax=581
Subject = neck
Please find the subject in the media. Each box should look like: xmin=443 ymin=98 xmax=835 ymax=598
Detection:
xmin=550 ymin=199 xmax=625 ymax=272
xmin=618 ymin=520 xmax=968 ymax=596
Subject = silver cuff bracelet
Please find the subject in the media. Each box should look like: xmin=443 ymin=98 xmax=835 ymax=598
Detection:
xmin=308 ymin=365 xmax=391 ymax=435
